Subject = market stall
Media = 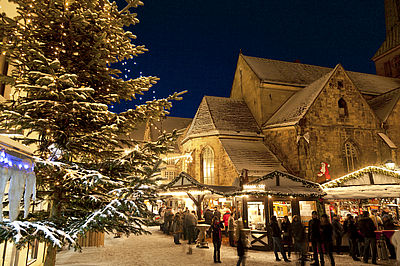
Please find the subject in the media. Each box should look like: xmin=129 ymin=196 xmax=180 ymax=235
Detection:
xmin=226 ymin=170 xmax=325 ymax=250
xmin=322 ymin=166 xmax=400 ymax=220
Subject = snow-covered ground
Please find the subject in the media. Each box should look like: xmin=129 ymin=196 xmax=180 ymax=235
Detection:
xmin=56 ymin=226 xmax=397 ymax=266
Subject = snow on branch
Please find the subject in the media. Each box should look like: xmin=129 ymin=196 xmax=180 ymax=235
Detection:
xmin=0 ymin=220 xmax=75 ymax=249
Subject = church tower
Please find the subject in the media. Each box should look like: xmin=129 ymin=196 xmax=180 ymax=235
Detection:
xmin=373 ymin=0 xmax=400 ymax=77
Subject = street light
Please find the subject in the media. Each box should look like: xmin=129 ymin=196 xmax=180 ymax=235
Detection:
xmin=385 ymin=160 xmax=396 ymax=170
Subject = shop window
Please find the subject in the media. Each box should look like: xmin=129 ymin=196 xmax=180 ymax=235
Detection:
xmin=273 ymin=201 xmax=292 ymax=221
xmin=299 ymin=200 xmax=317 ymax=225
xmin=343 ymin=141 xmax=358 ymax=172
xmin=338 ymin=98 xmax=348 ymax=118
xmin=201 ymin=146 xmax=214 ymax=185
xmin=247 ymin=201 xmax=265 ymax=230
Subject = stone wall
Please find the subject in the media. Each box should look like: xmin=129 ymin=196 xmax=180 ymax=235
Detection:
xmin=385 ymin=99 xmax=400 ymax=164
xmin=181 ymin=136 xmax=239 ymax=185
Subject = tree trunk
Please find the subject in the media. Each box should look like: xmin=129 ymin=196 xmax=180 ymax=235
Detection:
xmin=44 ymin=244 xmax=57 ymax=266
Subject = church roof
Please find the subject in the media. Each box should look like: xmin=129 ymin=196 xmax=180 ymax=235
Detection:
xmin=263 ymin=67 xmax=336 ymax=128
xmin=220 ymin=138 xmax=286 ymax=177
xmin=373 ymin=24 xmax=400 ymax=60
xmin=242 ymin=55 xmax=400 ymax=95
xmin=184 ymin=96 xmax=261 ymax=140
xmin=368 ymin=87 xmax=400 ymax=122
xmin=128 ymin=116 xmax=192 ymax=142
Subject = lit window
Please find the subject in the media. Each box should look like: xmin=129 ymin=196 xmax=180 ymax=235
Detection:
xmin=201 ymin=147 xmax=214 ymax=184
xmin=344 ymin=141 xmax=358 ymax=172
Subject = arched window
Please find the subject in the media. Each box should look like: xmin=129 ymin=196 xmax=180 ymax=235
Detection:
xmin=201 ymin=147 xmax=214 ymax=184
xmin=338 ymin=98 xmax=348 ymax=118
xmin=343 ymin=141 xmax=358 ymax=172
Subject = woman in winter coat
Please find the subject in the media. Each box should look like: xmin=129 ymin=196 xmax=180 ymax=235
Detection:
xmin=281 ymin=215 xmax=292 ymax=258
xmin=321 ymin=214 xmax=335 ymax=266
xmin=222 ymin=210 xmax=231 ymax=237
xmin=291 ymin=215 xmax=306 ymax=263
xmin=209 ymin=216 xmax=224 ymax=263
xmin=270 ymin=215 xmax=290 ymax=262
xmin=172 ymin=213 xmax=183 ymax=245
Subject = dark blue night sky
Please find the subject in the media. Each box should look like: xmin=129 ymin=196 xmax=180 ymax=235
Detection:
xmin=113 ymin=0 xmax=385 ymax=118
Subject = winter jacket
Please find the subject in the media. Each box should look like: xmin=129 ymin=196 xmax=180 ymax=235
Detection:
xmin=308 ymin=218 xmax=322 ymax=241
xmin=172 ymin=215 xmax=183 ymax=234
xmin=204 ymin=209 xmax=213 ymax=224
xmin=321 ymin=223 xmax=333 ymax=242
xmin=347 ymin=220 xmax=360 ymax=240
xmin=358 ymin=216 xmax=377 ymax=238
xmin=228 ymin=215 xmax=235 ymax=231
xmin=209 ymin=221 xmax=224 ymax=242
xmin=223 ymin=212 xmax=230 ymax=227
xmin=332 ymin=219 xmax=343 ymax=238
xmin=237 ymin=235 xmax=246 ymax=257
xmin=164 ymin=209 xmax=173 ymax=222
xmin=291 ymin=220 xmax=306 ymax=243
xmin=270 ymin=221 xmax=282 ymax=237
xmin=214 ymin=210 xmax=221 ymax=220
xmin=185 ymin=213 xmax=198 ymax=227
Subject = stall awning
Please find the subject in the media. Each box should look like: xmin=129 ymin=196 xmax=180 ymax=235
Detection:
xmin=322 ymin=166 xmax=400 ymax=199
xmin=324 ymin=184 xmax=400 ymax=199
xmin=228 ymin=170 xmax=325 ymax=198
xmin=160 ymin=172 xmax=240 ymax=196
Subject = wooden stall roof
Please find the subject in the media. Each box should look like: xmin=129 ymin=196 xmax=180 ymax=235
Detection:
xmin=228 ymin=170 xmax=325 ymax=198
xmin=161 ymin=172 xmax=240 ymax=196
xmin=322 ymin=166 xmax=400 ymax=199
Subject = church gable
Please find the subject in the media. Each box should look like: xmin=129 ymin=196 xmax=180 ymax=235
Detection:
xmin=185 ymin=97 xmax=216 ymax=138
xmin=303 ymin=65 xmax=379 ymax=128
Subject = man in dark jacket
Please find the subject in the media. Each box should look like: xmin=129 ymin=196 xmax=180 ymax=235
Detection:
xmin=346 ymin=215 xmax=361 ymax=261
xmin=186 ymin=211 xmax=198 ymax=244
xmin=332 ymin=214 xmax=343 ymax=254
xmin=164 ymin=207 xmax=173 ymax=235
xmin=213 ymin=206 xmax=221 ymax=220
xmin=358 ymin=211 xmax=377 ymax=264
xmin=270 ymin=216 xmax=290 ymax=262
xmin=204 ymin=208 xmax=213 ymax=224
xmin=309 ymin=211 xmax=324 ymax=266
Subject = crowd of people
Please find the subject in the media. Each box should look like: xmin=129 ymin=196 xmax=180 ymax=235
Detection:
xmin=157 ymin=205 xmax=398 ymax=265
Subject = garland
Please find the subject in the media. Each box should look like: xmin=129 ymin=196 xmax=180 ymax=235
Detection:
xmin=322 ymin=166 xmax=400 ymax=189
xmin=249 ymin=170 xmax=322 ymax=189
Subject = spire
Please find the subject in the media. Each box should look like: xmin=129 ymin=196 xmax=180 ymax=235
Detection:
xmin=373 ymin=0 xmax=400 ymax=60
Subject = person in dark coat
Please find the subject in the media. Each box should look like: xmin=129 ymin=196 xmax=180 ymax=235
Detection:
xmin=321 ymin=214 xmax=335 ymax=266
xmin=236 ymin=227 xmax=247 ymax=266
xmin=204 ymin=208 xmax=213 ymax=225
xmin=358 ymin=211 xmax=377 ymax=264
xmin=346 ymin=215 xmax=361 ymax=261
xmin=332 ymin=214 xmax=343 ymax=254
xmin=213 ymin=206 xmax=221 ymax=220
xmin=186 ymin=211 xmax=198 ymax=244
xmin=309 ymin=211 xmax=324 ymax=266
xmin=172 ymin=212 xmax=183 ymax=244
xmin=228 ymin=211 xmax=236 ymax=247
xmin=291 ymin=215 xmax=306 ymax=264
xmin=164 ymin=207 xmax=173 ymax=235
xmin=270 ymin=215 xmax=290 ymax=262
xmin=281 ymin=215 xmax=292 ymax=259
xmin=209 ymin=216 xmax=224 ymax=263
xmin=383 ymin=214 xmax=397 ymax=259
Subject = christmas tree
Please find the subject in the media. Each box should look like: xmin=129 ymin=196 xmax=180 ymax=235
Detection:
xmin=0 ymin=0 xmax=183 ymax=265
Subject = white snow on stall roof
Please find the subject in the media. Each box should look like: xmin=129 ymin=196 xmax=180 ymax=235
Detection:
xmin=219 ymin=139 xmax=285 ymax=175
xmin=243 ymin=55 xmax=400 ymax=95
xmin=264 ymin=67 xmax=335 ymax=128
xmin=324 ymin=184 xmax=400 ymax=199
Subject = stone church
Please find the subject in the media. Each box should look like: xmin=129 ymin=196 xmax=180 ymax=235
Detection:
xmin=134 ymin=0 xmax=400 ymax=185
xmin=175 ymin=0 xmax=400 ymax=185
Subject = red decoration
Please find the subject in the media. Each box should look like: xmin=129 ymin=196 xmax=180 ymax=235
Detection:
xmin=317 ymin=162 xmax=331 ymax=181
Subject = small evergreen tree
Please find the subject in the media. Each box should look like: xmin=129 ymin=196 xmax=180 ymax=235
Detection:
xmin=0 ymin=0 xmax=183 ymax=265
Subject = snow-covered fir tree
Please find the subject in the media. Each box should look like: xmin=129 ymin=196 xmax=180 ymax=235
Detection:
xmin=0 ymin=0 xmax=183 ymax=265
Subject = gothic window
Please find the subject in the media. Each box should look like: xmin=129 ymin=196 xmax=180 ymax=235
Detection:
xmin=201 ymin=146 xmax=214 ymax=185
xmin=338 ymin=98 xmax=348 ymax=118
xmin=343 ymin=141 xmax=358 ymax=172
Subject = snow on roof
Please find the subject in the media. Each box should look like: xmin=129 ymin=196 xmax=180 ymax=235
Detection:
xmin=242 ymin=55 xmax=400 ymax=95
xmin=220 ymin=139 xmax=286 ymax=176
xmin=127 ymin=116 xmax=192 ymax=142
xmin=324 ymin=185 xmax=400 ymax=199
xmin=263 ymin=67 xmax=335 ymax=128
xmin=368 ymin=87 xmax=400 ymax=122
xmin=0 ymin=135 xmax=34 ymax=157
xmin=185 ymin=96 xmax=261 ymax=140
